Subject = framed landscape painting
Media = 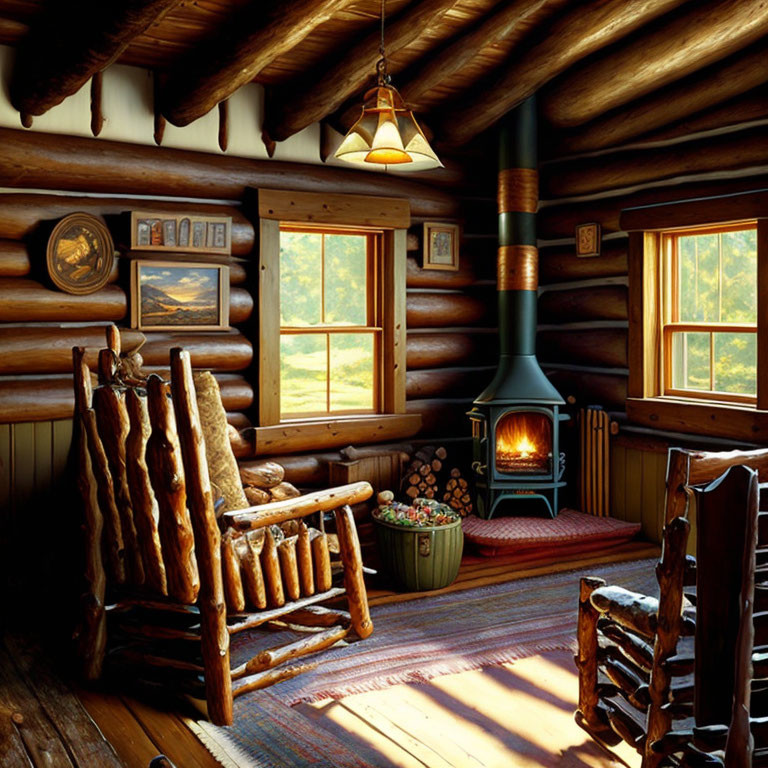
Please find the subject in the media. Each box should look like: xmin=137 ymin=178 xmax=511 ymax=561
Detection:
xmin=130 ymin=260 xmax=230 ymax=331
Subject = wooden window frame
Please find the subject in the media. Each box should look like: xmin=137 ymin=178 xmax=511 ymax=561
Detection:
xmin=255 ymin=188 xmax=420 ymax=454
xmin=623 ymin=197 xmax=768 ymax=441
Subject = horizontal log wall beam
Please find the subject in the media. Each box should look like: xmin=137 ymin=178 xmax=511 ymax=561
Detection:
xmin=0 ymin=240 xmax=31 ymax=277
xmin=539 ymin=240 xmax=628 ymax=284
xmin=229 ymin=287 xmax=254 ymax=325
xmin=406 ymin=256 xmax=477 ymax=289
xmin=543 ymin=125 xmax=768 ymax=199
xmin=545 ymin=369 xmax=627 ymax=410
xmin=405 ymin=366 xmax=494 ymax=399
xmin=406 ymin=398 xmax=473 ymax=437
xmin=438 ymin=0 xmax=687 ymax=146
xmin=405 ymin=332 xmax=495 ymax=369
xmin=406 ymin=292 xmax=491 ymax=328
xmin=0 ymin=128 xmax=459 ymax=219
xmin=10 ymin=0 xmax=183 ymax=116
xmin=0 ymin=279 xmax=126 ymax=323
xmin=542 ymin=0 xmax=768 ymax=129
xmin=553 ymin=42 xmax=768 ymax=155
xmin=538 ymin=328 xmax=628 ymax=368
xmin=539 ymin=285 xmax=628 ymax=324
xmin=0 ymin=193 xmax=254 ymax=256
xmin=140 ymin=332 xmax=253 ymax=371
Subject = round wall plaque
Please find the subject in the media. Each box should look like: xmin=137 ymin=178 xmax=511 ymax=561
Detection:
xmin=46 ymin=213 xmax=115 ymax=295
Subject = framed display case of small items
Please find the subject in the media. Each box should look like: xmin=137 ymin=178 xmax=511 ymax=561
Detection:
xmin=130 ymin=211 xmax=231 ymax=255
xmin=130 ymin=259 xmax=230 ymax=331
xmin=575 ymin=222 xmax=601 ymax=258
xmin=423 ymin=221 xmax=459 ymax=271
xmin=46 ymin=212 xmax=115 ymax=295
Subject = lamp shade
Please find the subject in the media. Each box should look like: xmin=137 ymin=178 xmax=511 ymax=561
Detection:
xmin=335 ymin=85 xmax=442 ymax=172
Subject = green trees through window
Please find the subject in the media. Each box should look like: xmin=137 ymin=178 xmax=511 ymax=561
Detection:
xmin=279 ymin=229 xmax=379 ymax=417
xmin=667 ymin=225 xmax=757 ymax=399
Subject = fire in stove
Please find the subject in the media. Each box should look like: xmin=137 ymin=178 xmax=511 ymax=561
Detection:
xmin=495 ymin=411 xmax=552 ymax=474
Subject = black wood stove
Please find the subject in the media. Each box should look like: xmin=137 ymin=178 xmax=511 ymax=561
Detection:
xmin=468 ymin=98 xmax=567 ymax=519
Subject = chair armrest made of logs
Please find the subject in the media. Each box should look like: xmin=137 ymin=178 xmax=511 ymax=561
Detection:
xmin=221 ymin=481 xmax=374 ymax=531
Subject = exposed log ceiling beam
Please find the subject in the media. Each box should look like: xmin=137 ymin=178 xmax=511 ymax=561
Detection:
xmin=542 ymin=0 xmax=768 ymax=129
xmin=398 ymin=0 xmax=567 ymax=110
xmin=437 ymin=0 xmax=688 ymax=147
xmin=9 ymin=0 xmax=183 ymax=116
xmin=551 ymin=42 xmax=768 ymax=155
xmin=159 ymin=0 xmax=358 ymax=127
xmin=263 ymin=0 xmax=463 ymax=145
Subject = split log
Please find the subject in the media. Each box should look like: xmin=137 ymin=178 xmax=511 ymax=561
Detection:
xmin=124 ymin=389 xmax=167 ymax=595
xmin=228 ymin=287 xmax=253 ymax=325
xmin=297 ymin=523 xmax=315 ymax=597
xmin=264 ymin=0 xmax=461 ymax=143
xmin=539 ymin=285 xmax=627 ymax=323
xmin=539 ymin=241 xmax=627 ymax=284
xmin=139 ymin=332 xmax=253 ymax=371
xmin=544 ymin=126 xmax=768 ymax=199
xmin=439 ymin=0 xmax=687 ymax=146
xmin=406 ymin=256 xmax=476 ymax=289
xmin=278 ymin=537 xmax=301 ymax=602
xmin=82 ymin=409 xmax=125 ymax=584
xmin=93 ymin=385 xmax=145 ymax=585
xmin=238 ymin=535 xmax=267 ymax=610
xmin=221 ymin=530 xmax=246 ymax=613
xmin=401 ymin=445 xmax=446 ymax=500
xmin=406 ymin=291 xmax=491 ymax=329
xmin=0 ymin=239 xmax=30 ymax=276
xmin=0 ymin=192 xmax=254 ymax=255
xmin=160 ymin=0 xmax=356 ymax=127
xmin=244 ymin=487 xmax=271 ymax=506
xmin=576 ymin=576 xmax=607 ymax=732
xmin=441 ymin=467 xmax=472 ymax=516
xmin=9 ymin=0 xmax=183 ymax=116
xmin=590 ymin=586 xmax=658 ymax=638
xmin=169 ymin=348 xmax=232 ymax=726
xmin=145 ymin=375 xmax=199 ymax=605
xmin=406 ymin=332 xmax=494 ymax=369
xmin=223 ymin=482 xmax=373 ymax=531
xmin=269 ymin=482 xmax=301 ymax=502
xmin=311 ymin=531 xmax=333 ymax=594
xmin=74 ymin=415 xmax=107 ymax=681
xmin=0 ymin=128 xmax=459 ymax=220
xmin=553 ymin=41 xmax=768 ymax=154
xmin=261 ymin=528 xmax=285 ymax=609
xmin=231 ymin=624 xmax=349 ymax=679
xmin=542 ymin=0 xmax=768 ymax=129
xmin=240 ymin=460 xmax=284 ymax=489
xmin=406 ymin=366 xmax=494 ymax=399
xmin=0 ymin=278 xmax=126 ymax=322
xmin=334 ymin=505 xmax=373 ymax=639
xmin=538 ymin=328 xmax=627 ymax=369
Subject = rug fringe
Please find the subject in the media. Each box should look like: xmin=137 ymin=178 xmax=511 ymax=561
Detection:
xmin=286 ymin=637 xmax=578 ymax=705
xmin=186 ymin=717 xmax=260 ymax=768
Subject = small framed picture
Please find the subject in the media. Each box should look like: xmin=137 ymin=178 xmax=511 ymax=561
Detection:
xmin=423 ymin=222 xmax=460 ymax=271
xmin=575 ymin=222 xmax=601 ymax=258
xmin=130 ymin=260 xmax=230 ymax=331
xmin=130 ymin=212 xmax=231 ymax=255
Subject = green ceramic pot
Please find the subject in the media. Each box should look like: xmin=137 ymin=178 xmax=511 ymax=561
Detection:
xmin=373 ymin=517 xmax=464 ymax=592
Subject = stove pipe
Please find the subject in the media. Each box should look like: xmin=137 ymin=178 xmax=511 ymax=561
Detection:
xmin=474 ymin=96 xmax=564 ymax=406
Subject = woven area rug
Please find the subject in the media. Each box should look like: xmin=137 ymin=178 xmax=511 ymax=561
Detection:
xmin=193 ymin=558 xmax=658 ymax=767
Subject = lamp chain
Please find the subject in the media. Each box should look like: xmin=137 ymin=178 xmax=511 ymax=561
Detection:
xmin=377 ymin=0 xmax=390 ymax=86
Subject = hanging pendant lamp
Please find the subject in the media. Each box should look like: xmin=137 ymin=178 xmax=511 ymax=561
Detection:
xmin=334 ymin=0 xmax=442 ymax=172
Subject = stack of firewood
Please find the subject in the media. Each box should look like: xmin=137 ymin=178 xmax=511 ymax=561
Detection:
xmin=239 ymin=460 xmax=301 ymax=505
xmin=400 ymin=446 xmax=473 ymax=516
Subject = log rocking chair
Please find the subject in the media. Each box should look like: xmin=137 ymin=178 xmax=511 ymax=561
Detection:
xmin=71 ymin=329 xmax=374 ymax=725
xmin=575 ymin=446 xmax=768 ymax=766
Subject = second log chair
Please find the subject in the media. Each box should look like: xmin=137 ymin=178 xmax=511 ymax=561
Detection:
xmin=72 ymin=330 xmax=374 ymax=725
xmin=575 ymin=446 xmax=768 ymax=766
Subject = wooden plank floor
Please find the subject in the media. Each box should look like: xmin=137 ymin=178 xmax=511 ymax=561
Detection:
xmin=2 ymin=542 xmax=657 ymax=767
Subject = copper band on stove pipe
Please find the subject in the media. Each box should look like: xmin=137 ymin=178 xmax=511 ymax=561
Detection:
xmin=498 ymin=168 xmax=539 ymax=215
xmin=498 ymin=245 xmax=538 ymax=291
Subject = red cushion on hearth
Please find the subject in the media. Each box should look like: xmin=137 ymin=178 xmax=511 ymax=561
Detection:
xmin=461 ymin=509 xmax=641 ymax=557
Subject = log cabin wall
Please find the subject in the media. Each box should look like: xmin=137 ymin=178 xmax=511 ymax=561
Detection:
xmin=539 ymin=101 xmax=768 ymax=543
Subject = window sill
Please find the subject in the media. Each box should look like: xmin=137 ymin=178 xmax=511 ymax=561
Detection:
xmin=251 ymin=413 xmax=422 ymax=456
xmin=626 ymin=396 xmax=768 ymax=442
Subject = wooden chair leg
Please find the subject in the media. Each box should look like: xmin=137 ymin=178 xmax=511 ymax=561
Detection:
xmin=575 ymin=576 xmax=606 ymax=733
xmin=334 ymin=505 xmax=373 ymax=639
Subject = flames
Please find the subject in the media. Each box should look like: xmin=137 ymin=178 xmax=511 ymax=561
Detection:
xmin=495 ymin=412 xmax=551 ymax=473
